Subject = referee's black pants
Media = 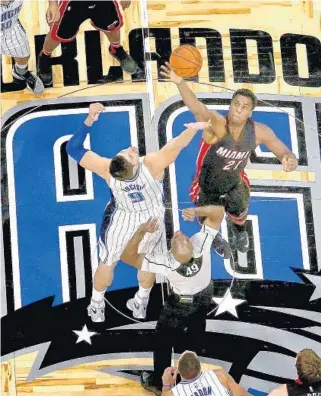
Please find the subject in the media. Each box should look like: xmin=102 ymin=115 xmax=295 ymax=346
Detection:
xmin=153 ymin=281 xmax=213 ymax=386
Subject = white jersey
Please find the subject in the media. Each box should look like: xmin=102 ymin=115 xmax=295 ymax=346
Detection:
xmin=1 ymin=0 xmax=23 ymax=33
xmin=109 ymin=157 xmax=164 ymax=215
xmin=141 ymin=230 xmax=214 ymax=295
xmin=172 ymin=370 xmax=232 ymax=396
xmin=98 ymin=157 xmax=166 ymax=266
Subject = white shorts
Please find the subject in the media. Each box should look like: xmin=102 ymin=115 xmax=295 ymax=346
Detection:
xmin=0 ymin=20 xmax=30 ymax=58
xmin=98 ymin=201 xmax=167 ymax=266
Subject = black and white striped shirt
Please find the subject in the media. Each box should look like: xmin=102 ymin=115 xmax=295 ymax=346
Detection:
xmin=141 ymin=231 xmax=213 ymax=295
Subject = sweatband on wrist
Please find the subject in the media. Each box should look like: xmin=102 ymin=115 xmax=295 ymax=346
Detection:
xmin=66 ymin=123 xmax=90 ymax=163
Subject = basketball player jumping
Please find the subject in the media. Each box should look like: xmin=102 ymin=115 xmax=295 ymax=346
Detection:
xmin=38 ymin=0 xmax=138 ymax=86
xmin=66 ymin=102 xmax=211 ymax=322
xmin=0 ymin=0 xmax=45 ymax=93
xmin=161 ymin=63 xmax=298 ymax=252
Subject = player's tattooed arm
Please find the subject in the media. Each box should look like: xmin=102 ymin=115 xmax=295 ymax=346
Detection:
xmin=66 ymin=103 xmax=111 ymax=181
xmin=255 ymin=122 xmax=298 ymax=172
xmin=145 ymin=121 xmax=211 ymax=177
xmin=160 ymin=62 xmax=226 ymax=139
xmin=120 ymin=218 xmax=159 ymax=268
xmin=214 ymin=369 xmax=251 ymax=396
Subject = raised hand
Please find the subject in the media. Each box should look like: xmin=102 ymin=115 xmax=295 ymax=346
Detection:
xmin=87 ymin=103 xmax=104 ymax=123
xmin=138 ymin=218 xmax=159 ymax=234
xmin=282 ymin=153 xmax=298 ymax=172
xmin=160 ymin=62 xmax=183 ymax=85
xmin=184 ymin=119 xmax=212 ymax=131
xmin=182 ymin=208 xmax=196 ymax=222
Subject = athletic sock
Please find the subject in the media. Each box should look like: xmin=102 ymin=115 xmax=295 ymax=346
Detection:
xmin=136 ymin=286 xmax=152 ymax=301
xmin=91 ymin=287 xmax=105 ymax=303
xmin=109 ymin=41 xmax=121 ymax=50
xmin=14 ymin=63 xmax=28 ymax=76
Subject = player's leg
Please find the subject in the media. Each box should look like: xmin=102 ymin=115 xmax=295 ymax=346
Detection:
xmin=1 ymin=22 xmax=44 ymax=94
xmin=195 ymin=192 xmax=231 ymax=258
xmin=225 ymin=173 xmax=251 ymax=253
xmin=141 ymin=300 xmax=185 ymax=393
xmin=88 ymin=261 xmax=117 ymax=323
xmin=38 ymin=1 xmax=86 ymax=86
xmin=126 ymin=270 xmax=155 ymax=319
xmin=90 ymin=0 xmax=138 ymax=74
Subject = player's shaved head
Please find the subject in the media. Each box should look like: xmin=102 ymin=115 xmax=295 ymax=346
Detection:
xmin=171 ymin=231 xmax=193 ymax=263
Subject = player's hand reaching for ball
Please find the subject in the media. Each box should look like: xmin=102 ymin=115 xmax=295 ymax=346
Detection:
xmin=282 ymin=153 xmax=298 ymax=172
xmin=85 ymin=103 xmax=104 ymax=126
xmin=160 ymin=62 xmax=183 ymax=85
xmin=139 ymin=218 xmax=159 ymax=234
xmin=182 ymin=208 xmax=196 ymax=222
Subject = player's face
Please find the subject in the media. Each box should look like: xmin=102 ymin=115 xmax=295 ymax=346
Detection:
xmin=117 ymin=147 xmax=139 ymax=166
xmin=229 ymin=95 xmax=253 ymax=124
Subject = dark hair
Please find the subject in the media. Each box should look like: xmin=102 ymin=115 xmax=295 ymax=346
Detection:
xmin=178 ymin=351 xmax=201 ymax=380
xmin=109 ymin=156 xmax=131 ymax=180
xmin=296 ymin=349 xmax=321 ymax=385
xmin=232 ymin=88 xmax=257 ymax=109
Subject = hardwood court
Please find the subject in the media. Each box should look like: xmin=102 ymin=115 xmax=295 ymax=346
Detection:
xmin=1 ymin=0 xmax=321 ymax=395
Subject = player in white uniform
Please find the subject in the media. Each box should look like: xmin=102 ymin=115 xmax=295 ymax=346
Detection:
xmin=161 ymin=351 xmax=249 ymax=396
xmin=66 ymin=102 xmax=211 ymax=322
xmin=0 ymin=0 xmax=53 ymax=93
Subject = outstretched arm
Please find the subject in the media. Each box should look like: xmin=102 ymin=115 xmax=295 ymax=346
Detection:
xmin=160 ymin=62 xmax=226 ymax=140
xmin=255 ymin=123 xmax=298 ymax=172
xmin=214 ymin=369 xmax=251 ymax=396
xmin=144 ymin=120 xmax=211 ymax=177
xmin=66 ymin=103 xmax=111 ymax=181
xmin=120 ymin=219 xmax=159 ymax=268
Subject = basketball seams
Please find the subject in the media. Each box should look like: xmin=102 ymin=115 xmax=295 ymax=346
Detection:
xmin=184 ymin=44 xmax=202 ymax=63
xmin=170 ymin=44 xmax=203 ymax=78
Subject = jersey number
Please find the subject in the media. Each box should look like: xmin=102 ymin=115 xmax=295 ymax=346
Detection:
xmin=186 ymin=263 xmax=200 ymax=276
xmin=223 ymin=160 xmax=243 ymax=171
xmin=128 ymin=192 xmax=145 ymax=203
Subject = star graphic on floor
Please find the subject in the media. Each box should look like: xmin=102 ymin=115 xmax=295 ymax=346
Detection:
xmin=73 ymin=325 xmax=97 ymax=345
xmin=211 ymin=289 xmax=247 ymax=318
xmin=302 ymin=273 xmax=321 ymax=301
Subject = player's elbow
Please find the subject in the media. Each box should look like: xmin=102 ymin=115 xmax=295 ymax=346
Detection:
xmin=66 ymin=140 xmax=88 ymax=163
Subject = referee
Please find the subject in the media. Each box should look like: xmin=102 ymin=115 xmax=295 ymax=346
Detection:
xmin=121 ymin=218 xmax=227 ymax=395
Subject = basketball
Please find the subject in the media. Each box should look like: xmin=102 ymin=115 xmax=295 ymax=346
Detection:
xmin=169 ymin=45 xmax=203 ymax=78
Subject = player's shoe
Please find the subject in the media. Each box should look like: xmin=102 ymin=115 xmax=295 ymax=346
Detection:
xmin=109 ymin=45 xmax=138 ymax=74
xmin=87 ymin=299 xmax=105 ymax=323
xmin=37 ymin=54 xmax=53 ymax=86
xmin=12 ymin=68 xmax=44 ymax=94
xmin=126 ymin=293 xmax=148 ymax=319
xmin=140 ymin=371 xmax=162 ymax=396
xmin=228 ymin=221 xmax=249 ymax=253
xmin=211 ymin=233 xmax=232 ymax=259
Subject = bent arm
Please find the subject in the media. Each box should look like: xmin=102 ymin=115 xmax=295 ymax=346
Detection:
xmin=268 ymin=385 xmax=288 ymax=396
xmin=66 ymin=118 xmax=111 ymax=181
xmin=120 ymin=228 xmax=146 ymax=269
xmin=255 ymin=122 xmax=296 ymax=163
